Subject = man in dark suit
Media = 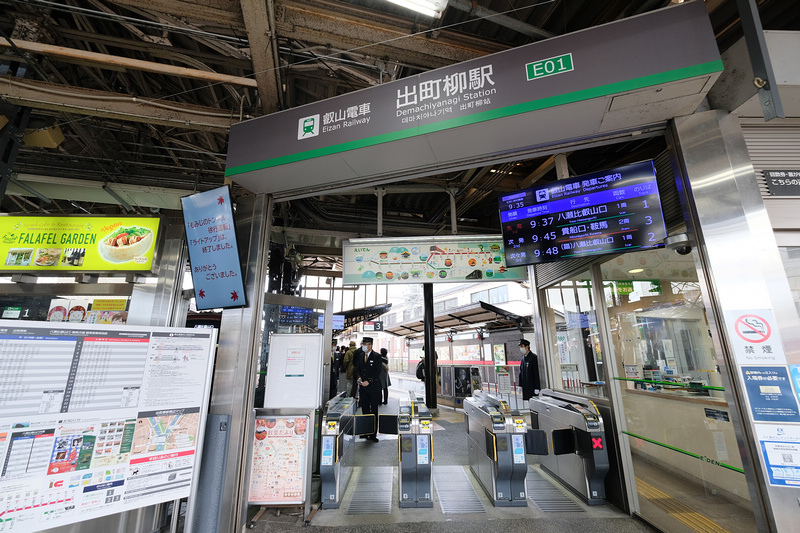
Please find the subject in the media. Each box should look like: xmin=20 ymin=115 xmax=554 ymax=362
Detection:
xmin=356 ymin=337 xmax=382 ymax=442
xmin=518 ymin=339 xmax=541 ymax=400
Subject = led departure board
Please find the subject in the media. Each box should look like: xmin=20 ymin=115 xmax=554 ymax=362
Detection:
xmin=498 ymin=161 xmax=666 ymax=266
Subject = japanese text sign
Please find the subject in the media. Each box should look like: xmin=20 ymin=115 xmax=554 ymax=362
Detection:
xmin=724 ymin=309 xmax=787 ymax=365
xmin=182 ymin=186 xmax=246 ymax=310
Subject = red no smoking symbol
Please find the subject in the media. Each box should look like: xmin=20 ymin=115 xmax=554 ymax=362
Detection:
xmin=734 ymin=314 xmax=771 ymax=343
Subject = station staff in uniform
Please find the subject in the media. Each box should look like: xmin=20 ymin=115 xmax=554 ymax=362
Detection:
xmin=518 ymin=339 xmax=541 ymax=400
xmin=356 ymin=337 xmax=382 ymax=442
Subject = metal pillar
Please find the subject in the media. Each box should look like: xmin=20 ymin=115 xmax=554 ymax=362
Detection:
xmin=670 ymin=110 xmax=799 ymax=532
xmin=208 ymin=194 xmax=272 ymax=533
xmin=423 ymin=283 xmax=437 ymax=409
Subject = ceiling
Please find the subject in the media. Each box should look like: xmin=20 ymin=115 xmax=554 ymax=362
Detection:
xmin=1 ymin=0 xmax=798 ymax=276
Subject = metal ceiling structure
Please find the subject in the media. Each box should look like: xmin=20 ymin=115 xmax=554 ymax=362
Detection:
xmin=1 ymin=0 xmax=798 ymax=275
xmin=384 ymin=300 xmax=533 ymax=336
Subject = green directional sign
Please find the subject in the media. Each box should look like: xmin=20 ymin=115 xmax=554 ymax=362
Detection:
xmin=526 ymin=53 xmax=574 ymax=81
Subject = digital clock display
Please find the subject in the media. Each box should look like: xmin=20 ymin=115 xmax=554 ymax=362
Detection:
xmin=498 ymin=160 xmax=666 ymax=266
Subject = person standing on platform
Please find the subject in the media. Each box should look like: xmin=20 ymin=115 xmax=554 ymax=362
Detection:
xmin=341 ymin=340 xmax=357 ymax=396
xmin=329 ymin=339 xmax=340 ymax=399
xmin=518 ymin=339 xmax=541 ymax=400
xmin=379 ymin=348 xmax=391 ymax=404
xmin=356 ymin=337 xmax=382 ymax=442
xmin=350 ymin=343 xmax=365 ymax=400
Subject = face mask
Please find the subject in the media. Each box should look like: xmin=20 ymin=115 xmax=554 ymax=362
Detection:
xmin=520 ymin=347 xmax=527 ymax=354
xmin=362 ymin=345 xmax=369 ymax=352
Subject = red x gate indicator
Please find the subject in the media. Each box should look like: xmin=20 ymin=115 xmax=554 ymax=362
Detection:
xmin=592 ymin=437 xmax=603 ymax=450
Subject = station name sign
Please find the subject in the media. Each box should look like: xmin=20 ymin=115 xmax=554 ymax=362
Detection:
xmin=0 ymin=215 xmax=160 ymax=273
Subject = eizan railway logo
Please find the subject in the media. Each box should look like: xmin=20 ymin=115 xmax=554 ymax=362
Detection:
xmin=297 ymin=114 xmax=320 ymax=140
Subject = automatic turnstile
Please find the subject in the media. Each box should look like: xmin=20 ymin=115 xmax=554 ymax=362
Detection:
xmin=464 ymin=391 xmax=529 ymax=506
xmin=396 ymin=392 xmax=433 ymax=507
xmin=529 ymin=389 xmax=609 ymax=505
xmin=319 ymin=394 xmax=357 ymax=509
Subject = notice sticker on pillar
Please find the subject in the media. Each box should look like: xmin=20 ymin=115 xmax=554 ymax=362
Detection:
xmin=724 ymin=309 xmax=786 ymax=365
xmin=741 ymin=366 xmax=800 ymax=423
xmin=182 ymin=185 xmax=246 ymax=311
xmin=755 ymin=424 xmax=800 ymax=487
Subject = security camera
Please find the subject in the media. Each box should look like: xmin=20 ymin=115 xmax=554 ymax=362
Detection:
xmin=664 ymin=233 xmax=692 ymax=255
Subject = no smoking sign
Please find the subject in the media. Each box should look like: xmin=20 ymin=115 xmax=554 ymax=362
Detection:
xmin=726 ymin=309 xmax=786 ymax=365
xmin=734 ymin=314 xmax=771 ymax=343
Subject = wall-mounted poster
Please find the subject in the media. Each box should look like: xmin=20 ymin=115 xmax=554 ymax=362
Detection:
xmin=493 ymin=344 xmax=506 ymax=365
xmin=0 ymin=320 xmax=216 ymax=532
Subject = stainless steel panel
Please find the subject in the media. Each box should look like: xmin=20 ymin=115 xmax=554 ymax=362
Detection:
xmin=671 ymin=110 xmax=800 ymax=532
xmin=208 ymin=194 xmax=272 ymax=533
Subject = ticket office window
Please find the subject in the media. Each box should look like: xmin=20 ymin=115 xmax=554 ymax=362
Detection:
xmin=599 ymin=248 xmax=756 ymax=533
xmin=543 ymin=269 xmax=606 ymax=398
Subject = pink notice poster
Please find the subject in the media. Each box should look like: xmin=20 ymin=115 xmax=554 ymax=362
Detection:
xmin=248 ymin=416 xmax=309 ymax=504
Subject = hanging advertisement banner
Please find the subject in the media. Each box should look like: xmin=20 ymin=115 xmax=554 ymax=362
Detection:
xmin=181 ymin=185 xmax=246 ymax=310
xmin=0 ymin=216 xmax=160 ymax=273
xmin=0 ymin=320 xmax=216 ymax=532
xmin=343 ymin=235 xmax=525 ymax=285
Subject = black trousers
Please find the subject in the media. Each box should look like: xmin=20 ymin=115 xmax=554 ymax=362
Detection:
xmin=359 ymin=382 xmax=381 ymax=437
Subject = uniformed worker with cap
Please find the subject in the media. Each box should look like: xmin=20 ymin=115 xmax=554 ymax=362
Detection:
xmin=518 ymin=339 xmax=541 ymax=400
xmin=356 ymin=337 xmax=382 ymax=442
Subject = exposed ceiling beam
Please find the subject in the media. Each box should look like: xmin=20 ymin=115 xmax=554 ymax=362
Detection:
xmin=0 ymin=76 xmax=241 ymax=132
xmin=278 ymin=0 xmax=508 ymax=70
xmin=240 ymin=0 xmax=282 ymax=113
xmin=0 ymin=38 xmax=257 ymax=88
xmin=108 ymin=0 xmax=243 ymax=27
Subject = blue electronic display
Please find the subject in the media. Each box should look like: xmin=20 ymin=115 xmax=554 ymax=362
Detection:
xmin=498 ymin=161 xmax=666 ymax=266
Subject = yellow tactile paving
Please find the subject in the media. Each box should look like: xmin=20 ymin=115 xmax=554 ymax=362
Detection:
xmin=636 ymin=477 xmax=730 ymax=533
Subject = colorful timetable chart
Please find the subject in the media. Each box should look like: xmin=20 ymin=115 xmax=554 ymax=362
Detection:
xmin=0 ymin=320 xmax=216 ymax=532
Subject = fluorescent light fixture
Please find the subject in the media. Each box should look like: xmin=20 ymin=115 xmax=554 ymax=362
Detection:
xmin=103 ymin=183 xmax=133 ymax=212
xmin=628 ymin=268 xmax=644 ymax=274
xmin=385 ymin=0 xmax=448 ymax=18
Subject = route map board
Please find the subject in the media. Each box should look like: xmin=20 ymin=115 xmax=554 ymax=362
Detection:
xmin=0 ymin=320 xmax=216 ymax=532
xmin=248 ymin=416 xmax=310 ymax=504
xmin=498 ymin=160 xmax=667 ymax=266
xmin=342 ymin=236 xmax=526 ymax=285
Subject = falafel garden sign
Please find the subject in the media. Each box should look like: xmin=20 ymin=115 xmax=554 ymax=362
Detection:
xmin=0 ymin=215 xmax=161 ymax=272
xmin=342 ymin=236 xmax=526 ymax=285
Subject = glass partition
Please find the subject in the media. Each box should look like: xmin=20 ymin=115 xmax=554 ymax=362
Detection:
xmin=543 ymin=269 xmax=606 ymax=398
xmin=600 ymin=248 xmax=756 ymax=532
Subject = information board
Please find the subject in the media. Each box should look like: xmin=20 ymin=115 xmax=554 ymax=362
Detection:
xmin=498 ymin=160 xmax=666 ymax=266
xmin=342 ymin=236 xmax=526 ymax=285
xmin=0 ymin=320 xmax=216 ymax=532
xmin=0 ymin=215 xmax=161 ymax=273
xmin=262 ymin=334 xmax=323 ymax=410
xmin=248 ymin=416 xmax=310 ymax=504
xmin=182 ymin=185 xmax=246 ymax=310
xmin=763 ymin=170 xmax=800 ymax=196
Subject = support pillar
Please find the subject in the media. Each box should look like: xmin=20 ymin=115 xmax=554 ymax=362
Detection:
xmin=423 ymin=283 xmax=437 ymax=409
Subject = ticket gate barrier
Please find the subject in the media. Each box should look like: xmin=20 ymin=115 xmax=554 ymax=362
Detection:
xmin=320 ymin=394 xmax=357 ymax=509
xmin=529 ymin=389 xmax=609 ymax=505
xmin=377 ymin=392 xmax=434 ymax=508
xmin=464 ymin=391 xmax=529 ymax=507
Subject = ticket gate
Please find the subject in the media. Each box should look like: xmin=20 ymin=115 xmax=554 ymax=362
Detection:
xmin=529 ymin=389 xmax=609 ymax=505
xmin=394 ymin=393 xmax=433 ymax=508
xmin=319 ymin=394 xmax=357 ymax=509
xmin=464 ymin=391 xmax=529 ymax=507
